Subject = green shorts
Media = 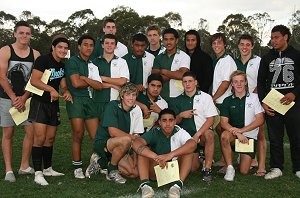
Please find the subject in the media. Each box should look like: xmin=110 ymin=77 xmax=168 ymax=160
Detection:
xmin=66 ymin=96 xmax=97 ymax=119
xmin=94 ymin=139 xmax=111 ymax=169
xmin=95 ymin=102 xmax=108 ymax=120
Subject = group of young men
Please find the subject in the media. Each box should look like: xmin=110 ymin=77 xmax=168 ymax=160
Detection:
xmin=0 ymin=17 xmax=299 ymax=198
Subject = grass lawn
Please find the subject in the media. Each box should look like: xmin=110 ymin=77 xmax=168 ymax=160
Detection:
xmin=0 ymin=103 xmax=299 ymax=198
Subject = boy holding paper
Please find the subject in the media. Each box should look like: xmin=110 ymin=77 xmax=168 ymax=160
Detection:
xmin=28 ymin=34 xmax=72 ymax=185
xmin=133 ymin=108 xmax=196 ymax=198
xmin=0 ymin=21 xmax=40 ymax=182
xmin=170 ymin=71 xmax=218 ymax=182
xmin=257 ymin=25 xmax=300 ymax=180
xmin=220 ymin=70 xmax=264 ymax=181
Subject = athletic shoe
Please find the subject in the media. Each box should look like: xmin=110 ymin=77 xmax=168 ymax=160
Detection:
xmin=34 ymin=171 xmax=49 ymax=186
xmin=106 ymin=170 xmax=126 ymax=184
xmin=202 ymin=168 xmax=213 ymax=182
xmin=141 ymin=184 xmax=154 ymax=198
xmin=18 ymin=167 xmax=35 ymax=175
xmin=264 ymin=168 xmax=282 ymax=180
xmin=295 ymin=171 xmax=300 ymax=179
xmin=74 ymin=168 xmax=85 ymax=179
xmin=168 ymin=184 xmax=181 ymax=198
xmin=224 ymin=165 xmax=235 ymax=181
xmin=85 ymin=153 xmax=102 ymax=178
xmin=4 ymin=171 xmax=16 ymax=182
xmin=43 ymin=167 xmax=64 ymax=176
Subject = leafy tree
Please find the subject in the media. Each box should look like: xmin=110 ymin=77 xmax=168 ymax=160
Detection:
xmin=289 ymin=10 xmax=300 ymax=51
xmin=217 ymin=13 xmax=259 ymax=58
xmin=248 ymin=12 xmax=274 ymax=55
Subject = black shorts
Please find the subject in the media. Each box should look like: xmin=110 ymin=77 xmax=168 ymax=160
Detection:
xmin=28 ymin=98 xmax=61 ymax=126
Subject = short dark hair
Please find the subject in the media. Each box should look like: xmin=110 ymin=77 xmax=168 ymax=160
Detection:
xmin=158 ymin=108 xmax=176 ymax=120
xmin=102 ymin=34 xmax=118 ymax=44
xmin=162 ymin=28 xmax=179 ymax=39
xmin=132 ymin=33 xmax=148 ymax=44
xmin=14 ymin=21 xmax=30 ymax=32
xmin=146 ymin=25 xmax=161 ymax=35
xmin=238 ymin=34 xmax=254 ymax=46
xmin=103 ymin=18 xmax=116 ymax=28
xmin=182 ymin=71 xmax=197 ymax=80
xmin=271 ymin=25 xmax=291 ymax=42
xmin=147 ymin=73 xmax=163 ymax=86
xmin=78 ymin=35 xmax=95 ymax=45
xmin=210 ymin=33 xmax=227 ymax=46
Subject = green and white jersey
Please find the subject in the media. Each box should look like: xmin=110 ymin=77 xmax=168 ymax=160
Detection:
xmin=220 ymin=92 xmax=264 ymax=139
xmin=92 ymin=56 xmax=129 ymax=102
xmin=170 ymin=91 xmax=218 ymax=136
xmin=123 ymin=51 xmax=154 ymax=87
xmin=235 ymin=55 xmax=261 ymax=93
xmin=90 ymin=40 xmax=128 ymax=61
xmin=137 ymin=92 xmax=168 ymax=130
xmin=212 ymin=54 xmax=237 ymax=104
xmin=141 ymin=125 xmax=192 ymax=159
xmin=95 ymin=100 xmax=144 ymax=141
xmin=153 ymin=49 xmax=190 ymax=99
xmin=65 ymin=55 xmax=90 ymax=97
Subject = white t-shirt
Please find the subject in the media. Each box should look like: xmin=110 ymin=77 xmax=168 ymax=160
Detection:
xmin=212 ymin=54 xmax=237 ymax=104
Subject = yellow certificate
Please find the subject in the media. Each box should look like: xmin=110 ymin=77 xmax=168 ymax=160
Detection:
xmin=174 ymin=80 xmax=184 ymax=92
xmin=9 ymin=98 xmax=31 ymax=126
xmin=154 ymin=160 xmax=180 ymax=187
xmin=25 ymin=69 xmax=51 ymax=96
xmin=235 ymin=139 xmax=254 ymax=153
xmin=143 ymin=116 xmax=156 ymax=128
xmin=262 ymin=88 xmax=295 ymax=115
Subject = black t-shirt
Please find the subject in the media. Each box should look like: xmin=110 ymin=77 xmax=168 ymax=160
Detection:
xmin=32 ymin=53 xmax=65 ymax=103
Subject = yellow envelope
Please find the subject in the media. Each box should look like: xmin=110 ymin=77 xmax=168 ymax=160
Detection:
xmin=235 ymin=139 xmax=254 ymax=153
xmin=9 ymin=98 xmax=31 ymax=126
xmin=262 ymin=88 xmax=295 ymax=115
xmin=174 ymin=80 xmax=184 ymax=92
xmin=154 ymin=160 xmax=180 ymax=187
xmin=143 ymin=116 xmax=156 ymax=128
xmin=25 ymin=69 xmax=51 ymax=96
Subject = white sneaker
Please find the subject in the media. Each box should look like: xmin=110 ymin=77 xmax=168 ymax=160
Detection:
xmin=224 ymin=165 xmax=235 ymax=181
xmin=265 ymin=168 xmax=282 ymax=180
xmin=168 ymin=184 xmax=181 ymax=198
xmin=34 ymin=171 xmax=49 ymax=186
xmin=106 ymin=170 xmax=126 ymax=184
xmin=74 ymin=168 xmax=85 ymax=179
xmin=295 ymin=171 xmax=300 ymax=179
xmin=4 ymin=171 xmax=16 ymax=182
xmin=18 ymin=167 xmax=35 ymax=175
xmin=43 ymin=167 xmax=64 ymax=176
xmin=140 ymin=184 xmax=154 ymax=198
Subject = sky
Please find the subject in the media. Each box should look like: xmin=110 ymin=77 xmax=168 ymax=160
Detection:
xmin=1 ymin=0 xmax=299 ymax=34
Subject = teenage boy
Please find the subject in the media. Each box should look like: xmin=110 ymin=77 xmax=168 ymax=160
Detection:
xmin=90 ymin=18 xmax=128 ymax=60
xmin=65 ymin=35 xmax=103 ymax=179
xmin=0 ymin=21 xmax=40 ymax=182
xmin=124 ymin=33 xmax=154 ymax=92
xmin=146 ymin=25 xmax=165 ymax=57
xmin=220 ymin=70 xmax=264 ymax=181
xmin=257 ymin=25 xmax=300 ymax=179
xmin=210 ymin=33 xmax=237 ymax=168
xmin=29 ymin=35 xmax=72 ymax=185
xmin=85 ymin=82 xmax=144 ymax=182
xmin=133 ymin=108 xmax=197 ymax=198
xmin=152 ymin=28 xmax=190 ymax=102
xmin=136 ymin=73 xmax=168 ymax=130
xmin=235 ymin=34 xmax=266 ymax=176
xmin=92 ymin=34 xmax=129 ymax=120
xmin=170 ymin=71 xmax=218 ymax=182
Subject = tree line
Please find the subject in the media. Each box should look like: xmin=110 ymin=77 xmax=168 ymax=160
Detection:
xmin=1 ymin=6 xmax=299 ymax=57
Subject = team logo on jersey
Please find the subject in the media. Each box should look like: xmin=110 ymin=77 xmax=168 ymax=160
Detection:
xmin=246 ymin=103 xmax=253 ymax=108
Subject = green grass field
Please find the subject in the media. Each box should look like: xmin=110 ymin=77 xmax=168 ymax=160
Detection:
xmin=0 ymin=104 xmax=299 ymax=198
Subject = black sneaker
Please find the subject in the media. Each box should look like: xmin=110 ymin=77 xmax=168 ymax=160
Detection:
xmin=202 ymin=168 xmax=212 ymax=182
